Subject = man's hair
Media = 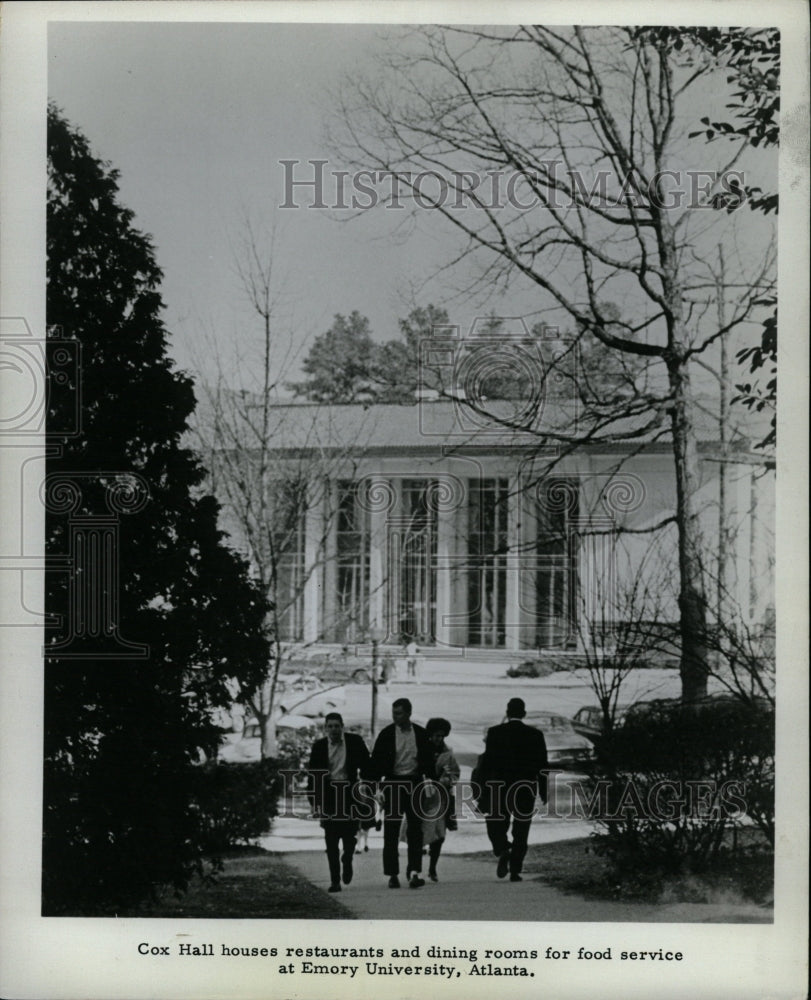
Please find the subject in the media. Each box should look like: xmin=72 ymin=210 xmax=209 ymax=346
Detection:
xmin=506 ymin=697 xmax=526 ymax=718
xmin=324 ymin=712 xmax=344 ymax=725
xmin=392 ymin=697 xmax=412 ymax=715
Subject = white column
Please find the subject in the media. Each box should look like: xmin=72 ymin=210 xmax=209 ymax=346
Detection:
xmin=505 ymin=476 xmax=521 ymax=651
xmin=434 ymin=477 xmax=455 ymax=649
xmin=368 ymin=476 xmax=387 ymax=639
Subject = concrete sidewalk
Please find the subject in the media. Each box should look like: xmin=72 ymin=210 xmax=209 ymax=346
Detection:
xmin=284 ymin=848 xmax=771 ymax=924
xmin=257 ymin=814 xmax=592 ymax=855
xmin=259 ymin=817 xmax=771 ymax=923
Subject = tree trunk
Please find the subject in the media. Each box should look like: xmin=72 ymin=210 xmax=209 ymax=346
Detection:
xmin=259 ymin=713 xmax=278 ymax=759
xmin=253 ymin=671 xmax=280 ymax=758
xmin=668 ymin=358 xmax=710 ymax=703
xmin=717 ymin=245 xmax=731 ymax=624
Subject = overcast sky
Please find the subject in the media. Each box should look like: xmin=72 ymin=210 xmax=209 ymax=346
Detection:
xmin=49 ymin=21 xmax=488 ymax=389
xmin=48 ymin=20 xmax=779 ymax=403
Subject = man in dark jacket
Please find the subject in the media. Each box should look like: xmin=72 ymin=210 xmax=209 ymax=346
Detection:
xmin=367 ymin=697 xmax=434 ymax=889
xmin=307 ymin=713 xmax=371 ymax=892
xmin=478 ymin=697 xmax=548 ymax=882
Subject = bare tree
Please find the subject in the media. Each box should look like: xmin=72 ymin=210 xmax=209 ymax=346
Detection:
xmin=190 ymin=224 xmax=377 ymax=756
xmin=329 ymin=25 xmax=777 ymax=702
xmin=573 ymin=528 xmax=680 ymax=731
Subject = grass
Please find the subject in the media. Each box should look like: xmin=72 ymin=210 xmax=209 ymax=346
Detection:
xmin=119 ymin=847 xmax=354 ymax=919
xmin=468 ymin=828 xmax=773 ymax=908
xmin=528 ymin=830 xmax=773 ymax=907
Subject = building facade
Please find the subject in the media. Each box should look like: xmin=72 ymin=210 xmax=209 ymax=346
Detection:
xmin=227 ymin=400 xmax=773 ymax=657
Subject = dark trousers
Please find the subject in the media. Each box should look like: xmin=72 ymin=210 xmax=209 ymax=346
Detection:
xmin=381 ymin=777 xmax=423 ymax=876
xmin=485 ymin=782 xmax=538 ymax=876
xmin=428 ymin=837 xmax=444 ymax=873
xmin=322 ymin=819 xmax=358 ymax=885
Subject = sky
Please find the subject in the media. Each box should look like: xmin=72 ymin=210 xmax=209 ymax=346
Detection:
xmin=48 ymin=22 xmax=478 ymax=390
xmin=47 ymin=19 xmax=779 ymax=406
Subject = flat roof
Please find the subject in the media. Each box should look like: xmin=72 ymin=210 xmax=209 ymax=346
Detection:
xmin=194 ymin=395 xmax=766 ymax=457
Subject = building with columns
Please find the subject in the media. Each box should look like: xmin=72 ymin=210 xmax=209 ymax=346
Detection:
xmin=221 ymin=399 xmax=774 ymax=658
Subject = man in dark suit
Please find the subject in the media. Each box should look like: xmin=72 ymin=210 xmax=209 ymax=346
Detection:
xmin=367 ymin=697 xmax=434 ymax=889
xmin=479 ymin=697 xmax=548 ymax=882
xmin=307 ymin=712 xmax=371 ymax=893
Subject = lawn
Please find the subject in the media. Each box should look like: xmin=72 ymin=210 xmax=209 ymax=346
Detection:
xmin=469 ymin=829 xmax=773 ymax=908
xmin=119 ymin=848 xmax=354 ymax=919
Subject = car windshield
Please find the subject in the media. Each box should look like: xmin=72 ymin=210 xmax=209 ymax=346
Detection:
xmin=527 ymin=714 xmax=571 ymax=730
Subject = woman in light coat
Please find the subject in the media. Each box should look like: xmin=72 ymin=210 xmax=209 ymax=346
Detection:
xmin=422 ymin=717 xmax=460 ymax=881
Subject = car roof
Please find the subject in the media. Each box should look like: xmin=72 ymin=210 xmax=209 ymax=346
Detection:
xmin=524 ymin=711 xmax=573 ymax=725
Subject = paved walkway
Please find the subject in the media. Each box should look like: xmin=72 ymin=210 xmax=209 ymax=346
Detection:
xmin=259 ymin=818 xmax=771 ymax=924
xmin=256 ymin=817 xmax=592 ymax=858
xmin=284 ymin=847 xmax=771 ymax=924
xmin=258 ymin=814 xmax=592 ymax=855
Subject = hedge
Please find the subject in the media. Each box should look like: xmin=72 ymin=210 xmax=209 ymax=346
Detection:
xmin=589 ymin=696 xmax=774 ymax=876
xmin=190 ymin=759 xmax=282 ymax=853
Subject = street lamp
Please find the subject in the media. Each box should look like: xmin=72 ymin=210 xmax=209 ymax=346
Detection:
xmin=369 ymin=623 xmax=385 ymax=739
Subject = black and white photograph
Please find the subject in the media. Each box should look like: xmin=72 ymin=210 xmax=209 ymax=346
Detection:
xmin=0 ymin=3 xmax=808 ymax=999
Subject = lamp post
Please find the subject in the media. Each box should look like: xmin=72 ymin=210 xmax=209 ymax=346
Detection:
xmin=369 ymin=624 xmax=385 ymax=739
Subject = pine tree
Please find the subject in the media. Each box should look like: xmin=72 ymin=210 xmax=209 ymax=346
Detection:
xmin=43 ymin=106 xmax=271 ymax=913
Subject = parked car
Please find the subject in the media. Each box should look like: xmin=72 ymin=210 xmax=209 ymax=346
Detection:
xmin=505 ymin=659 xmax=556 ymax=679
xmin=571 ymin=703 xmax=637 ymax=741
xmin=276 ymin=675 xmax=347 ymax=717
xmin=523 ymin=711 xmax=594 ymax=770
xmin=480 ymin=711 xmax=594 ymax=771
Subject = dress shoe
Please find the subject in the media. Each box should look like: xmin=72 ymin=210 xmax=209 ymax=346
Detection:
xmin=342 ymin=855 xmax=353 ymax=885
xmin=388 ymin=876 xmax=401 ymax=889
xmin=428 ymin=868 xmax=438 ymax=883
xmin=409 ymin=873 xmax=425 ymax=888
xmin=510 ymin=874 xmax=523 ymax=882
xmin=497 ymin=850 xmax=511 ymax=879
xmin=328 ymin=883 xmax=341 ymax=892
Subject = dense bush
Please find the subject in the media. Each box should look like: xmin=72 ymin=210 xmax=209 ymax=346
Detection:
xmin=276 ymin=723 xmax=372 ymax=772
xmin=276 ymin=726 xmax=322 ymax=770
xmin=505 ymin=652 xmax=677 ymax=678
xmin=589 ymin=696 xmax=774 ymax=877
xmin=191 ymin=760 xmax=282 ymax=853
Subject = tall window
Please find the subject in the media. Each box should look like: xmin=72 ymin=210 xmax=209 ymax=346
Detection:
xmin=535 ymin=477 xmax=579 ymax=648
xmin=398 ymin=480 xmax=437 ymax=642
xmin=271 ymin=477 xmax=307 ymax=642
xmin=331 ymin=480 xmax=371 ymax=643
xmin=467 ymin=478 xmax=509 ymax=646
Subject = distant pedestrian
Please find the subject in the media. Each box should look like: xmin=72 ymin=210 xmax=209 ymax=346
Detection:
xmin=307 ymin=713 xmax=371 ymax=893
xmin=380 ymin=650 xmax=394 ymax=691
xmin=405 ymin=639 xmax=419 ymax=681
xmin=477 ymin=698 xmax=548 ymax=882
